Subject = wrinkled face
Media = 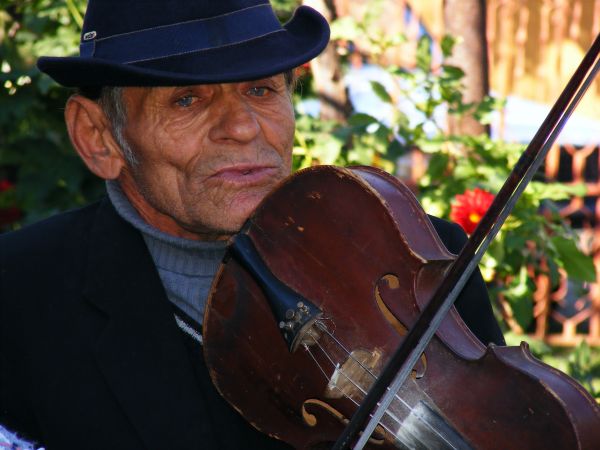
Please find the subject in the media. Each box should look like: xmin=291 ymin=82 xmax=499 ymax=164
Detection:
xmin=117 ymin=75 xmax=295 ymax=240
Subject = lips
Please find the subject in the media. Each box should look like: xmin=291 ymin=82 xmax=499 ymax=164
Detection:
xmin=209 ymin=164 xmax=279 ymax=185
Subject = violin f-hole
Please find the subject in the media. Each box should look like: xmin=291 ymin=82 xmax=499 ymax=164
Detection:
xmin=375 ymin=274 xmax=427 ymax=378
xmin=302 ymin=399 xmax=386 ymax=445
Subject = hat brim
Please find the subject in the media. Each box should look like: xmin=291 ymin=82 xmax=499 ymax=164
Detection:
xmin=37 ymin=6 xmax=329 ymax=87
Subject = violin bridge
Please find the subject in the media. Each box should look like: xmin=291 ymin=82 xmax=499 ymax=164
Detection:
xmin=325 ymin=349 xmax=382 ymax=400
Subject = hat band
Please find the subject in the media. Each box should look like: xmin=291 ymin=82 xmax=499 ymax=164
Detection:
xmin=80 ymin=4 xmax=282 ymax=64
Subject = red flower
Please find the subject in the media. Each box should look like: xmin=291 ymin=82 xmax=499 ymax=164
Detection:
xmin=450 ymin=188 xmax=495 ymax=234
xmin=0 ymin=206 xmax=21 ymax=226
xmin=0 ymin=179 xmax=21 ymax=227
xmin=0 ymin=179 xmax=13 ymax=192
xmin=294 ymin=62 xmax=312 ymax=78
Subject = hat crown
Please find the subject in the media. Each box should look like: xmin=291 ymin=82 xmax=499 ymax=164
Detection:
xmin=37 ymin=1 xmax=329 ymax=87
xmin=81 ymin=0 xmax=272 ymax=41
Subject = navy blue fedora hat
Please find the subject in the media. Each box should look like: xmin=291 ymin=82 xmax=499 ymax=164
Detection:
xmin=37 ymin=0 xmax=330 ymax=87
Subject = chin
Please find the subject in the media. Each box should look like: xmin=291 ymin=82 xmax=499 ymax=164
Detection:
xmin=197 ymin=187 xmax=276 ymax=236
xmin=200 ymin=203 xmax=259 ymax=236
xmin=235 ymin=189 xmax=271 ymax=218
xmin=225 ymin=207 xmax=259 ymax=232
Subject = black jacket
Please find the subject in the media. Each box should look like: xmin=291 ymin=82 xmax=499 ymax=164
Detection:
xmin=0 ymin=197 xmax=503 ymax=449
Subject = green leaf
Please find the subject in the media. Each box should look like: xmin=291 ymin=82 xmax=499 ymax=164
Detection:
xmin=441 ymin=65 xmax=464 ymax=81
xmin=416 ymin=136 xmax=447 ymax=154
xmin=416 ymin=36 xmax=432 ymax=72
xmin=330 ymin=16 xmax=361 ymax=41
xmin=504 ymin=232 xmax=527 ymax=250
xmin=551 ymin=236 xmax=596 ymax=282
xmin=347 ymin=113 xmax=379 ymax=127
xmin=370 ymin=81 xmax=392 ymax=104
xmin=503 ymin=267 xmax=534 ymax=330
xmin=527 ymin=181 xmax=586 ymax=200
xmin=385 ymin=139 xmax=404 ymax=159
xmin=440 ymin=35 xmax=457 ymax=58
xmin=426 ymin=153 xmax=449 ymax=179
xmin=65 ymin=0 xmax=84 ymax=28
xmin=348 ymin=142 xmax=375 ymax=165
xmin=390 ymin=66 xmax=411 ymax=78
xmin=312 ymin=137 xmax=342 ymax=165
xmin=503 ymin=332 xmax=551 ymax=357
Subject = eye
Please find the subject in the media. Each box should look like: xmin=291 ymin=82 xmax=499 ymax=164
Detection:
xmin=247 ymin=86 xmax=270 ymax=97
xmin=175 ymin=95 xmax=197 ymax=107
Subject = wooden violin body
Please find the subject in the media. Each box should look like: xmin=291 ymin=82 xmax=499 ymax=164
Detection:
xmin=204 ymin=165 xmax=600 ymax=449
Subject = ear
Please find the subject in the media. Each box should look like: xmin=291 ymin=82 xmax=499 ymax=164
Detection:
xmin=65 ymin=94 xmax=126 ymax=180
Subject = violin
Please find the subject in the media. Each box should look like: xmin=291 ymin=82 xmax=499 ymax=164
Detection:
xmin=203 ymin=33 xmax=600 ymax=449
xmin=204 ymin=165 xmax=600 ymax=449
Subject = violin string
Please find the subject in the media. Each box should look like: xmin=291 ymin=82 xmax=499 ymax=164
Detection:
xmin=304 ymin=331 xmax=404 ymax=430
xmin=311 ymin=329 xmax=447 ymax=438
xmin=314 ymin=321 xmax=413 ymax=410
xmin=307 ymin=322 xmax=458 ymax=448
xmin=304 ymin=328 xmax=443 ymax=444
xmin=303 ymin=342 xmax=399 ymax=438
xmin=315 ymin=321 xmax=379 ymax=379
xmin=306 ymin=336 xmax=455 ymax=449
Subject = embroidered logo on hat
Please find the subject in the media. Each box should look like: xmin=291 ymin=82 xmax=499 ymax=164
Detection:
xmin=83 ymin=31 xmax=97 ymax=41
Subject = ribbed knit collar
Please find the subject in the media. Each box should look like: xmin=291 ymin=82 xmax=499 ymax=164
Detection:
xmin=105 ymin=180 xmax=227 ymax=276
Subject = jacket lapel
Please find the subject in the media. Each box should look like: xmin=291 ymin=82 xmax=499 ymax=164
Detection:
xmin=83 ymin=198 xmax=217 ymax=449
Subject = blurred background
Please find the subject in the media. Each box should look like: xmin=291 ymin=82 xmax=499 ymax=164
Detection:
xmin=1 ymin=0 xmax=600 ymax=398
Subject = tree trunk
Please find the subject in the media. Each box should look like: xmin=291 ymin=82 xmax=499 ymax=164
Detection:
xmin=302 ymin=0 xmax=351 ymax=122
xmin=443 ymin=0 xmax=489 ymax=136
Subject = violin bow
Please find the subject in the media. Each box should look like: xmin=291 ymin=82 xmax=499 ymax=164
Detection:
xmin=333 ymin=31 xmax=600 ymax=450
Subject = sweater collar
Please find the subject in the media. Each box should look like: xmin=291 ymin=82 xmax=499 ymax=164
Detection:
xmin=105 ymin=180 xmax=227 ymax=276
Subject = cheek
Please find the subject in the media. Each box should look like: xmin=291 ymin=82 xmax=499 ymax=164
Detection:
xmin=270 ymin=107 xmax=295 ymax=161
xmin=141 ymin=128 xmax=203 ymax=181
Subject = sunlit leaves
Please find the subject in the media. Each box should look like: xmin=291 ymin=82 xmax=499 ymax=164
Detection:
xmin=330 ymin=16 xmax=362 ymax=42
xmin=0 ymin=0 xmax=103 ymax=227
xmin=551 ymin=236 xmax=596 ymax=282
xmin=370 ymin=81 xmax=392 ymax=103
xmin=500 ymin=266 xmax=535 ymax=331
xmin=293 ymin=115 xmax=344 ymax=169
xmin=440 ymin=35 xmax=458 ymax=59
xmin=416 ymin=36 xmax=432 ymax=72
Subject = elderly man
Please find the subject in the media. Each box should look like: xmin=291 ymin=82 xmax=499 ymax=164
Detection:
xmin=0 ymin=0 xmax=504 ymax=449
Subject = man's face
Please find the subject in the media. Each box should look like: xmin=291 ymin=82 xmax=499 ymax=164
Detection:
xmin=117 ymin=74 xmax=295 ymax=240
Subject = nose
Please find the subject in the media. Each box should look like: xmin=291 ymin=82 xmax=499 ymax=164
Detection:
xmin=208 ymin=92 xmax=261 ymax=144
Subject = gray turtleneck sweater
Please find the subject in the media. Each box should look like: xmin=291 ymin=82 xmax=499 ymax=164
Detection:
xmin=106 ymin=180 xmax=227 ymax=328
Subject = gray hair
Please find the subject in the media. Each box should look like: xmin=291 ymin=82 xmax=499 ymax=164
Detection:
xmin=97 ymin=87 xmax=138 ymax=166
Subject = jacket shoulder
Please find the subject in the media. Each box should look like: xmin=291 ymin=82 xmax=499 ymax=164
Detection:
xmin=427 ymin=215 xmax=467 ymax=255
xmin=0 ymin=200 xmax=102 ymax=262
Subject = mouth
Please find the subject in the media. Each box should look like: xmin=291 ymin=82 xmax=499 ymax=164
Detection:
xmin=209 ymin=164 xmax=280 ymax=185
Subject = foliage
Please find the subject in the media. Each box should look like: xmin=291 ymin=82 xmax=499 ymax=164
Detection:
xmin=270 ymin=0 xmax=300 ymax=18
xmin=565 ymin=341 xmax=600 ymax=398
xmin=418 ymin=123 xmax=593 ymax=332
xmin=330 ymin=0 xmax=406 ymax=59
xmin=505 ymin=333 xmax=600 ymax=399
xmin=407 ymin=36 xmax=594 ymax=333
xmin=0 ymin=0 xmax=104 ymax=230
